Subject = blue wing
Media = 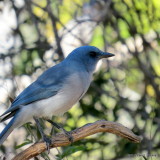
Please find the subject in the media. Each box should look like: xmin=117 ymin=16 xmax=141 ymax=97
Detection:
xmin=1 ymin=63 xmax=70 ymax=117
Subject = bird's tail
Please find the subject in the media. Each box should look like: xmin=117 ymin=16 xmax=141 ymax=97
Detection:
xmin=0 ymin=114 xmax=18 ymax=145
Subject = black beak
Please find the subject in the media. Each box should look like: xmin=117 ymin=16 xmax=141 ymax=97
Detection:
xmin=99 ymin=52 xmax=115 ymax=59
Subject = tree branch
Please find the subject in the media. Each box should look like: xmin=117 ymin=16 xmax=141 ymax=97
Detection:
xmin=46 ymin=0 xmax=64 ymax=60
xmin=12 ymin=120 xmax=141 ymax=160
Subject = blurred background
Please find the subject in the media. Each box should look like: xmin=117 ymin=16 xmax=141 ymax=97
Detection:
xmin=0 ymin=0 xmax=160 ymax=159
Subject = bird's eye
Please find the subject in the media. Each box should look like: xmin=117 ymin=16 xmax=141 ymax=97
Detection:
xmin=89 ymin=51 xmax=97 ymax=57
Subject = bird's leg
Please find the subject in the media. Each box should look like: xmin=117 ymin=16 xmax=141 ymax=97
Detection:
xmin=33 ymin=117 xmax=52 ymax=153
xmin=44 ymin=118 xmax=74 ymax=143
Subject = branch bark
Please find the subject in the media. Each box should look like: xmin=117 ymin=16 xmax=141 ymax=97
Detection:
xmin=12 ymin=120 xmax=142 ymax=160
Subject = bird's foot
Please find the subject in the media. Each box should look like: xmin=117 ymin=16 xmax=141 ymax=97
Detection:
xmin=43 ymin=135 xmax=52 ymax=154
xmin=44 ymin=119 xmax=74 ymax=143
xmin=62 ymin=129 xmax=74 ymax=143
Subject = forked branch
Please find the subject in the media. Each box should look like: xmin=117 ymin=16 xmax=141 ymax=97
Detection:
xmin=12 ymin=120 xmax=142 ymax=160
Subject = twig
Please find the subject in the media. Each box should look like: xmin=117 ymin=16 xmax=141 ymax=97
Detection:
xmin=12 ymin=120 xmax=141 ymax=160
xmin=46 ymin=0 xmax=64 ymax=60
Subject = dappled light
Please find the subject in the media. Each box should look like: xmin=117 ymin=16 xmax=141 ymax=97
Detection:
xmin=0 ymin=0 xmax=160 ymax=159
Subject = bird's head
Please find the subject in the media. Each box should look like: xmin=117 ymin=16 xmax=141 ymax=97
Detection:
xmin=66 ymin=46 xmax=114 ymax=73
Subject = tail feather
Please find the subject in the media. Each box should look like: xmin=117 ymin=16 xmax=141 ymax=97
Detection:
xmin=0 ymin=114 xmax=18 ymax=145
xmin=0 ymin=110 xmax=18 ymax=122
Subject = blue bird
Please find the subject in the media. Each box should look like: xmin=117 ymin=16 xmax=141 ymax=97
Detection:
xmin=0 ymin=46 xmax=114 ymax=148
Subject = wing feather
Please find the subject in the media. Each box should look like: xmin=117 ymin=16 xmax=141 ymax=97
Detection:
xmin=1 ymin=63 xmax=70 ymax=117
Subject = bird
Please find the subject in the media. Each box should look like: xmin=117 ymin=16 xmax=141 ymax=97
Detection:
xmin=0 ymin=46 xmax=114 ymax=149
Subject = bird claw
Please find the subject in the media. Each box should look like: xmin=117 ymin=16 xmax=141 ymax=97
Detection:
xmin=43 ymin=136 xmax=52 ymax=154
xmin=45 ymin=119 xmax=74 ymax=143
xmin=63 ymin=130 xmax=74 ymax=143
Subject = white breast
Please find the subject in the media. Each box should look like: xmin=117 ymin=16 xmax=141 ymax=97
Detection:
xmin=19 ymin=72 xmax=91 ymax=124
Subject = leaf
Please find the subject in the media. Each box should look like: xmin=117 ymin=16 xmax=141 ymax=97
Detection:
xmin=56 ymin=145 xmax=86 ymax=159
xmin=15 ymin=139 xmax=33 ymax=149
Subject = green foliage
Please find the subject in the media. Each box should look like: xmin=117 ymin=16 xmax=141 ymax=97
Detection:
xmin=0 ymin=0 xmax=160 ymax=159
xmin=56 ymin=145 xmax=86 ymax=159
xmin=15 ymin=139 xmax=33 ymax=149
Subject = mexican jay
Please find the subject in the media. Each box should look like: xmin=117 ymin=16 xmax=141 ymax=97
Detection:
xmin=0 ymin=46 xmax=114 ymax=145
